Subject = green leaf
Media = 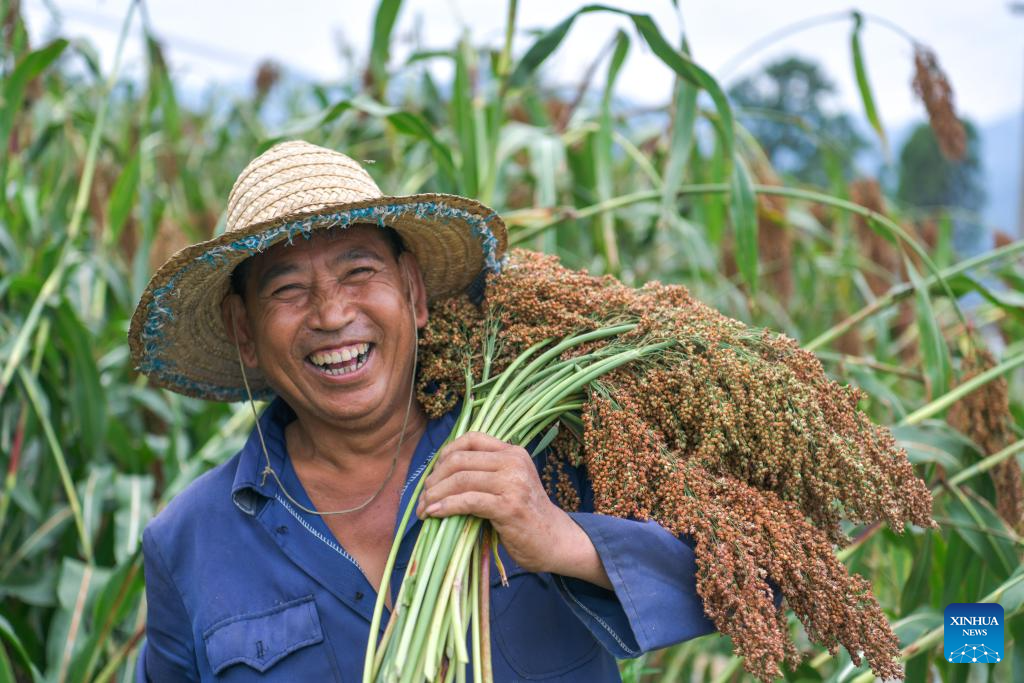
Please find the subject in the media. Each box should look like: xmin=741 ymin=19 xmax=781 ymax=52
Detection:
xmin=75 ymin=556 xmax=144 ymax=681
xmin=268 ymin=98 xmax=458 ymax=191
xmin=453 ymin=36 xmax=479 ymax=197
xmin=0 ymin=564 xmax=59 ymax=608
xmin=730 ymin=156 xmax=758 ymax=293
xmin=0 ymin=613 xmax=40 ymax=682
xmin=53 ymin=301 xmax=106 ymax=460
xmin=47 ymin=559 xmax=111 ymax=681
xmin=369 ymin=0 xmax=404 ymax=93
xmin=903 ymin=253 xmax=950 ymax=400
xmin=940 ymin=532 xmax=972 ymax=606
xmin=113 ymin=475 xmax=154 ymax=564
xmin=0 ymin=39 xmax=69 ymax=157
xmin=892 ymin=421 xmax=980 ymax=471
xmin=1010 ymin=615 xmax=1024 ymax=683
xmin=105 ymin=147 xmax=141 ymax=242
xmin=946 ymin=273 xmax=1024 ymax=320
xmin=77 ymin=465 xmax=114 ymax=551
xmin=0 ymin=506 xmax=72 ymax=574
xmin=508 ymin=5 xmax=734 ymax=160
xmin=849 ymin=12 xmax=886 ymax=155
xmin=899 ymin=534 xmax=935 ymax=616
xmin=17 ymin=367 xmax=91 ymax=561
xmin=941 ymin=490 xmax=1017 ymax=579
xmin=996 ymin=563 xmax=1024 ymax=615
xmin=661 ymin=40 xmax=698 ymax=222
xmin=892 ymin=608 xmax=942 ymax=648
xmin=593 ymin=30 xmax=630 ymax=276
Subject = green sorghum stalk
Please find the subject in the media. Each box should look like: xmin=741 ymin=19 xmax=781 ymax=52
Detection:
xmin=364 ymin=322 xmax=666 ymax=683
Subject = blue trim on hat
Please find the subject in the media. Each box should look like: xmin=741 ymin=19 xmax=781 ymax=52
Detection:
xmin=138 ymin=200 xmax=505 ymax=402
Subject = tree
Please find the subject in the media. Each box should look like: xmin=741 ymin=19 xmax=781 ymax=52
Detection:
xmin=729 ymin=56 xmax=868 ymax=185
xmin=896 ymin=120 xmax=985 ymax=253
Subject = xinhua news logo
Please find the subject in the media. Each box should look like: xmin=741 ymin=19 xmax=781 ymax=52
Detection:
xmin=943 ymin=603 xmax=1004 ymax=664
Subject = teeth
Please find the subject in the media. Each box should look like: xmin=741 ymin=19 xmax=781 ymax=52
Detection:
xmin=320 ymin=347 xmax=371 ymax=376
xmin=309 ymin=343 xmax=371 ymax=369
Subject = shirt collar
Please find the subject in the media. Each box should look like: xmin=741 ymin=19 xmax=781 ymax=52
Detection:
xmin=230 ymin=396 xmax=458 ymax=517
xmin=231 ymin=396 xmax=294 ymax=513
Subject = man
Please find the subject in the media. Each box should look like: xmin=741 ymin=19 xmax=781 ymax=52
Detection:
xmin=130 ymin=140 xmax=719 ymax=681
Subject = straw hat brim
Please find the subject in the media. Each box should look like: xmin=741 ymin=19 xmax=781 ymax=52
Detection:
xmin=128 ymin=193 xmax=506 ymax=402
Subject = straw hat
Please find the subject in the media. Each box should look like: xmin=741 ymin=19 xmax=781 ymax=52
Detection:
xmin=128 ymin=140 xmax=507 ymax=402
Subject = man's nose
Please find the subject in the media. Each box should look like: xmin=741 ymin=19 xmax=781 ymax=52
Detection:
xmin=307 ymin=286 xmax=355 ymax=331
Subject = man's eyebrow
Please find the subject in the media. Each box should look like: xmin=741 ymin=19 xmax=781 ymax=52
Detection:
xmin=256 ymin=262 xmax=299 ymax=292
xmin=331 ymin=247 xmax=387 ymax=265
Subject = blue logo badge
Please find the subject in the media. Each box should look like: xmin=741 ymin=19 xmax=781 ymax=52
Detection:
xmin=944 ymin=603 xmax=1004 ymax=663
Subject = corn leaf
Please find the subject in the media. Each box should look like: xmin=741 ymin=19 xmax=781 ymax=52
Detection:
xmin=509 ymin=5 xmax=733 ymax=160
xmin=0 ymin=39 xmax=68 ymax=159
xmin=661 ymin=39 xmax=698 ymax=222
xmin=453 ymin=36 xmax=479 ymax=197
xmin=593 ymin=30 xmax=630 ymax=275
xmin=903 ymin=253 xmax=950 ymax=400
xmin=53 ymin=301 xmax=105 ymax=460
xmin=899 ymin=534 xmax=934 ymax=616
xmin=106 ymin=148 xmax=141 ymax=243
xmin=0 ymin=613 xmax=40 ymax=682
xmin=849 ymin=12 xmax=886 ymax=156
xmin=730 ymin=156 xmax=758 ymax=293
xmin=942 ymin=489 xmax=1017 ymax=579
xmin=369 ymin=0 xmax=404 ymax=94
xmin=113 ymin=475 xmax=154 ymax=564
xmin=892 ymin=421 xmax=980 ymax=471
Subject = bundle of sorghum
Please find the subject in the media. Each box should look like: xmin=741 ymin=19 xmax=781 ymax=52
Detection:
xmin=416 ymin=249 xmax=937 ymax=681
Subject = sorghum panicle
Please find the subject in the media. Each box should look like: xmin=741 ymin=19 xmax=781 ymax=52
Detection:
xmin=912 ymin=45 xmax=966 ymax=161
xmin=415 ymin=250 xmax=936 ymax=681
xmin=947 ymin=348 xmax=1024 ymax=534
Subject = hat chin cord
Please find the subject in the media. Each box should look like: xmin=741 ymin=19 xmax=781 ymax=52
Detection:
xmin=229 ymin=300 xmax=418 ymax=517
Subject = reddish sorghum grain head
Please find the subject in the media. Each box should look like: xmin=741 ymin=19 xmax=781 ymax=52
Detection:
xmin=416 ymin=249 xmax=934 ymax=680
xmin=947 ymin=348 xmax=1024 ymax=534
xmin=911 ymin=45 xmax=966 ymax=162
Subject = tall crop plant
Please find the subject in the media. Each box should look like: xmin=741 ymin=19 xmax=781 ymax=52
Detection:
xmin=1 ymin=0 xmax=1022 ymax=680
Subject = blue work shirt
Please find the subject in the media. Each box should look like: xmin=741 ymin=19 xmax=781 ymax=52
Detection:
xmin=138 ymin=397 xmax=722 ymax=681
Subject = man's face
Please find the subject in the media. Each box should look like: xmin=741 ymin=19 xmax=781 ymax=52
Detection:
xmin=223 ymin=225 xmax=428 ymax=430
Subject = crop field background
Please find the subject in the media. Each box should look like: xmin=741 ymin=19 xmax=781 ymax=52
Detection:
xmin=1 ymin=0 xmax=1022 ymax=681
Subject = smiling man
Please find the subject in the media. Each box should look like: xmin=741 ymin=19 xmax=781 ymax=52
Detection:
xmin=129 ymin=141 xmax=721 ymax=682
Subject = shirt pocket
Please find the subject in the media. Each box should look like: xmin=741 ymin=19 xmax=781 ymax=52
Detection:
xmin=202 ymin=595 xmax=340 ymax=681
xmin=489 ymin=554 xmax=599 ymax=679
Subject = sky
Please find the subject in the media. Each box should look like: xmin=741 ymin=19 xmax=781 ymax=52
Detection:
xmin=21 ymin=0 xmax=1024 ymax=127
xmin=20 ymin=0 xmax=1024 ymax=234
xmin=22 ymin=0 xmax=1024 ymax=126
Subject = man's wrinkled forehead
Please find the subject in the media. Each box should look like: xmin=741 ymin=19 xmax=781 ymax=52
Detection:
xmin=231 ymin=224 xmax=407 ymax=298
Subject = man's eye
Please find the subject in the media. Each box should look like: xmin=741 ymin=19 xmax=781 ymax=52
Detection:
xmin=349 ymin=267 xmax=374 ymax=276
xmin=271 ymin=284 xmax=302 ymax=296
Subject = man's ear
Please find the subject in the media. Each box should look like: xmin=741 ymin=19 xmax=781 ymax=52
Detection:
xmin=220 ymin=294 xmax=260 ymax=368
xmin=398 ymin=252 xmax=429 ymax=329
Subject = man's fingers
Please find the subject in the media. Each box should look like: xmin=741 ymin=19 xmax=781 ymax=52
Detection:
xmin=420 ymin=469 xmax=503 ymax=510
xmin=423 ymin=490 xmax=501 ymax=519
xmin=428 ymin=448 xmax=504 ymax=483
xmin=438 ymin=432 xmax=509 ymax=459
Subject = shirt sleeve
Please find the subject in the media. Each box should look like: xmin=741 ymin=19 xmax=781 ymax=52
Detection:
xmin=543 ymin=453 xmax=783 ymax=658
xmin=552 ymin=512 xmax=715 ymax=656
xmin=140 ymin=527 xmax=200 ymax=682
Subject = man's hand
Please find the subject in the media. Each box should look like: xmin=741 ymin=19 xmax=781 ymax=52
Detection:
xmin=415 ymin=432 xmax=613 ymax=590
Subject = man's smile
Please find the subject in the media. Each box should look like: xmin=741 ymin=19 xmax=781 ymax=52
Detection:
xmin=306 ymin=342 xmax=374 ymax=377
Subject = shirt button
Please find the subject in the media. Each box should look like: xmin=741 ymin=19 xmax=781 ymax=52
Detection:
xmin=276 ymin=525 xmax=288 ymax=534
xmin=355 ymin=591 xmax=364 ymax=601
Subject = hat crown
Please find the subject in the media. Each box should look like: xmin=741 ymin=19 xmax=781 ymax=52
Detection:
xmin=224 ymin=140 xmax=383 ymax=234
